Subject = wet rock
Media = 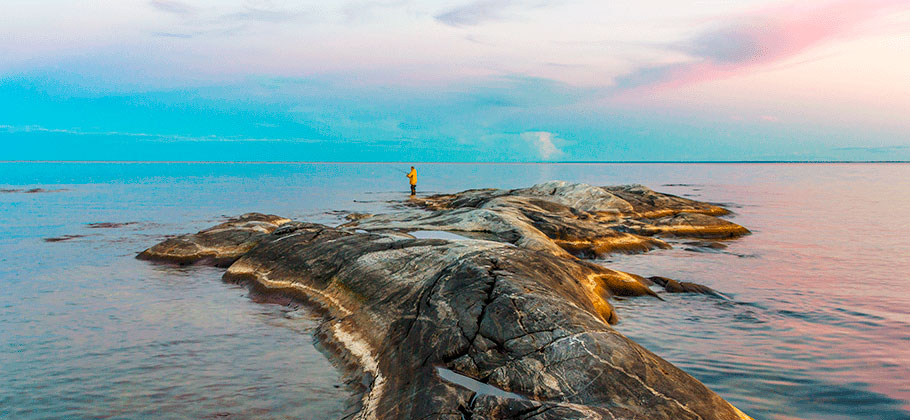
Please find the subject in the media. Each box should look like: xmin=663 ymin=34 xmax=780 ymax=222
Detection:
xmin=634 ymin=213 xmax=751 ymax=239
xmin=2 ymin=188 xmax=67 ymax=193
xmin=649 ymin=276 xmax=719 ymax=295
xmin=214 ymin=223 xmax=750 ymax=420
xmin=86 ymin=222 xmax=138 ymax=229
xmin=684 ymin=241 xmax=729 ymax=250
xmin=137 ymin=181 xmax=755 ymax=419
xmin=24 ymin=188 xmax=66 ymax=193
xmin=44 ymin=234 xmax=88 ymax=242
xmin=683 ymin=240 xmax=730 ymax=254
xmin=603 ymin=184 xmax=728 ymax=218
xmin=136 ymin=213 xmax=290 ymax=266
xmin=347 ymin=181 xmax=746 ymax=258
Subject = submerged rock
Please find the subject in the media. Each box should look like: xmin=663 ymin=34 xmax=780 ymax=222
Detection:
xmin=2 ymin=188 xmax=68 ymax=193
xmin=649 ymin=276 xmax=720 ymax=295
xmin=603 ymin=184 xmax=729 ymax=218
xmin=136 ymin=212 xmax=290 ymax=266
xmin=86 ymin=222 xmax=138 ymax=229
xmin=137 ymin=182 xmax=755 ymax=419
xmin=44 ymin=234 xmax=88 ymax=242
xmin=684 ymin=241 xmax=729 ymax=250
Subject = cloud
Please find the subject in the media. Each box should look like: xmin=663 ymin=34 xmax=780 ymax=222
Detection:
xmin=521 ymin=131 xmax=562 ymax=160
xmin=436 ymin=0 xmax=512 ymax=26
xmin=223 ymin=6 xmax=303 ymax=23
xmin=342 ymin=0 xmax=410 ymax=22
xmin=150 ymin=0 xmax=304 ymax=27
xmin=613 ymin=0 xmax=910 ymax=92
xmin=152 ymin=32 xmax=194 ymax=39
xmin=435 ymin=0 xmax=552 ymax=27
xmin=149 ymin=0 xmax=196 ymax=15
xmin=0 ymin=124 xmax=323 ymax=143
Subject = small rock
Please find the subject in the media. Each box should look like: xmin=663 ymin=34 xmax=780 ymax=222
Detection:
xmin=649 ymin=276 xmax=718 ymax=295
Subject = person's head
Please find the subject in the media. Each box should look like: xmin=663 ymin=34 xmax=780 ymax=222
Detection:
xmin=410 ymin=166 xmax=414 ymax=169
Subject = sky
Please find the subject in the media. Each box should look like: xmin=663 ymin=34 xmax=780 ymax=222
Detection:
xmin=1 ymin=0 xmax=909 ymax=162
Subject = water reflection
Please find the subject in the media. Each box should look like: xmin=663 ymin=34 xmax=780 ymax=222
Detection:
xmin=1 ymin=162 xmax=908 ymax=419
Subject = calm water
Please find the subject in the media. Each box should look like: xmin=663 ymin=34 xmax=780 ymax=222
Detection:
xmin=1 ymin=162 xmax=908 ymax=420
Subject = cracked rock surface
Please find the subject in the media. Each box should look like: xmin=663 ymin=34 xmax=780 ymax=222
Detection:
xmin=223 ymin=223 xmax=751 ymax=419
xmin=345 ymin=181 xmax=748 ymax=258
xmin=137 ymin=182 xmax=754 ymax=420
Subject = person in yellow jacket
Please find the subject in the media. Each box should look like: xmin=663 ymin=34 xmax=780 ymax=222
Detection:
xmin=406 ymin=166 xmax=417 ymax=196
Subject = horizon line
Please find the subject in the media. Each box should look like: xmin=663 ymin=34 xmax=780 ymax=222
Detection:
xmin=1 ymin=160 xmax=908 ymax=164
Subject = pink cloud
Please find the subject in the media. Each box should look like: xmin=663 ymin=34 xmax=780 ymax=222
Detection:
xmin=614 ymin=0 xmax=910 ymax=92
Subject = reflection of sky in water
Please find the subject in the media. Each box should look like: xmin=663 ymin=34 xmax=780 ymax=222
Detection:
xmin=602 ymin=166 xmax=910 ymax=419
xmin=1 ymin=162 xmax=908 ymax=419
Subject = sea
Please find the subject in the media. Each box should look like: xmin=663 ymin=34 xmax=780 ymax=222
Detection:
xmin=1 ymin=162 xmax=908 ymax=420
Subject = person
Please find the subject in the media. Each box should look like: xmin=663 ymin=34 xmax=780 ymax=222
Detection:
xmin=406 ymin=166 xmax=417 ymax=196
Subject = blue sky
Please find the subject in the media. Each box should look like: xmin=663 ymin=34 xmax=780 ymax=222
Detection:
xmin=2 ymin=0 xmax=909 ymax=161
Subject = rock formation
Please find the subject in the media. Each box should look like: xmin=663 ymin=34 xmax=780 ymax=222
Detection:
xmin=137 ymin=212 xmax=290 ymax=266
xmin=345 ymin=181 xmax=748 ymax=258
xmin=137 ymin=182 xmax=754 ymax=420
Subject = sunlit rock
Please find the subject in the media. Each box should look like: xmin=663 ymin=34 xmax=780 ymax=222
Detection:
xmin=137 ymin=182 xmax=755 ymax=419
xmin=219 ymin=223 xmax=750 ymax=420
xmin=347 ymin=181 xmax=747 ymax=258
xmin=137 ymin=212 xmax=290 ymax=266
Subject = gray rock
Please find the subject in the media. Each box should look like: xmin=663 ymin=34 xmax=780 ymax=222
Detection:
xmin=137 ymin=212 xmax=290 ymax=266
xmin=347 ymin=181 xmax=747 ymax=258
xmin=218 ymin=224 xmax=751 ymax=420
xmin=603 ymin=184 xmax=730 ymax=218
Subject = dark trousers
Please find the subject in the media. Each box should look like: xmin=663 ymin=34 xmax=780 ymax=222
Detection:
xmin=410 ymin=184 xmax=416 ymax=196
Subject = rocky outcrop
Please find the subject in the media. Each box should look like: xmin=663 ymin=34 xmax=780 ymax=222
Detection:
xmin=137 ymin=213 xmax=290 ymax=266
xmin=341 ymin=198 xmax=670 ymax=258
xmin=648 ymin=276 xmax=721 ymax=295
xmin=345 ymin=181 xmax=748 ymax=258
xmin=221 ymin=223 xmax=749 ymax=420
xmin=136 ymin=182 xmax=754 ymax=420
xmin=628 ymin=213 xmax=750 ymax=239
xmin=602 ymin=184 xmax=730 ymax=218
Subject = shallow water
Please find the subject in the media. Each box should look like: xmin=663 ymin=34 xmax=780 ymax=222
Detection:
xmin=1 ymin=162 xmax=908 ymax=419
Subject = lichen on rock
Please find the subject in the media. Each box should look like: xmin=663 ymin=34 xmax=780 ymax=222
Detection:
xmin=220 ymin=224 xmax=749 ymax=419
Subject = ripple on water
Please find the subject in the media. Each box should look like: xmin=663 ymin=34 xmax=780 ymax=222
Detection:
xmin=3 ymin=162 xmax=910 ymax=419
